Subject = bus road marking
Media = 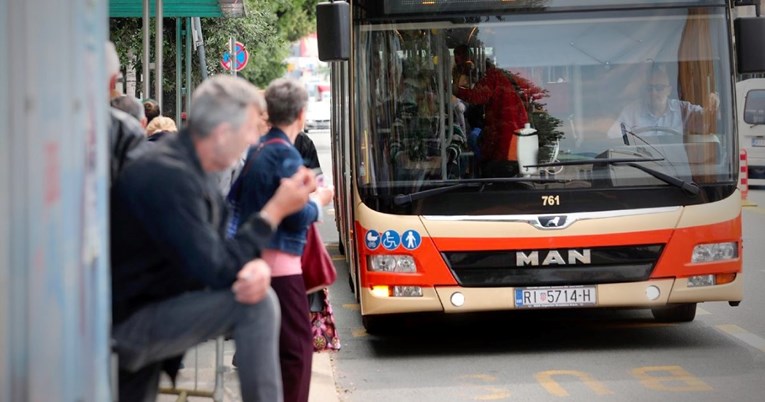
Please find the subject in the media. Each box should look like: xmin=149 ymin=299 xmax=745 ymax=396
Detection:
xmin=535 ymin=370 xmax=613 ymax=397
xmin=458 ymin=375 xmax=512 ymax=400
xmin=716 ymin=324 xmax=765 ymax=353
xmin=351 ymin=328 xmax=368 ymax=337
xmin=631 ymin=366 xmax=712 ymax=392
xmin=474 ymin=387 xmax=512 ymax=400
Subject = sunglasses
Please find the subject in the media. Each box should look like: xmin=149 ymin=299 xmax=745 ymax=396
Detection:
xmin=647 ymin=84 xmax=670 ymax=91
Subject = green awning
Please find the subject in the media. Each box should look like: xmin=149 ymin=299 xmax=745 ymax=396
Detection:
xmin=109 ymin=0 xmax=245 ymax=18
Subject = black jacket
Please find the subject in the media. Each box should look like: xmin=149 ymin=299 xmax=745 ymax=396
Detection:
xmin=110 ymin=131 xmax=274 ymax=325
xmin=109 ymin=107 xmax=149 ymax=183
xmin=295 ymin=131 xmax=321 ymax=172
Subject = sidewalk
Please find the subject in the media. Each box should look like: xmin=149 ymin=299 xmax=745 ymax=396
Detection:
xmin=157 ymin=339 xmax=339 ymax=402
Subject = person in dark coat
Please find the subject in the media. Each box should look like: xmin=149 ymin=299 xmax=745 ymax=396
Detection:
xmin=106 ymin=41 xmax=148 ymax=184
xmin=293 ymin=131 xmax=342 ymax=352
xmin=294 ymin=131 xmax=321 ymax=172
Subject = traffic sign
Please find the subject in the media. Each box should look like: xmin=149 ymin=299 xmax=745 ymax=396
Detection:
xmin=221 ymin=41 xmax=249 ymax=72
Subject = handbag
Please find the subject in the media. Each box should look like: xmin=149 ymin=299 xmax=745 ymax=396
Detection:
xmin=302 ymin=223 xmax=337 ymax=294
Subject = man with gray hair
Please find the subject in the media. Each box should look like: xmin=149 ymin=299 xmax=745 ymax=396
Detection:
xmin=106 ymin=41 xmax=147 ymax=183
xmin=110 ymin=75 xmax=317 ymax=402
xmin=111 ymin=94 xmax=148 ymax=129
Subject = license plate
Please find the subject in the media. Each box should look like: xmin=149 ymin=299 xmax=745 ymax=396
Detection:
xmin=514 ymin=286 xmax=597 ymax=308
xmin=752 ymin=137 xmax=765 ymax=147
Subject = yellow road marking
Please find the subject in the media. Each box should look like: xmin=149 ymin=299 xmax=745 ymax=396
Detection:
xmin=631 ymin=366 xmax=712 ymax=392
xmin=535 ymin=370 xmax=613 ymax=397
xmin=351 ymin=328 xmax=367 ymax=337
xmin=460 ymin=374 xmax=496 ymax=383
xmin=696 ymin=307 xmax=711 ymax=315
xmin=331 ymin=256 xmax=345 ymax=261
xmin=458 ymin=375 xmax=511 ymax=400
xmin=342 ymin=303 xmax=360 ymax=311
xmin=716 ymin=324 xmax=765 ymax=353
xmin=474 ymin=387 xmax=511 ymax=400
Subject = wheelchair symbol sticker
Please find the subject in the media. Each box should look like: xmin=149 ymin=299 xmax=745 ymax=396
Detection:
xmin=365 ymin=230 xmax=381 ymax=250
xmin=401 ymin=230 xmax=421 ymax=250
xmin=381 ymin=230 xmax=401 ymax=250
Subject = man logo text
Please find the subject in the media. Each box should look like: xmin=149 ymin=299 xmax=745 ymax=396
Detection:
xmin=516 ymin=249 xmax=592 ymax=266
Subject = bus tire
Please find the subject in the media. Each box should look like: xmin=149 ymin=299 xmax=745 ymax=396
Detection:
xmin=651 ymin=303 xmax=697 ymax=323
xmin=362 ymin=315 xmax=389 ymax=335
xmin=338 ymin=239 xmax=345 ymax=255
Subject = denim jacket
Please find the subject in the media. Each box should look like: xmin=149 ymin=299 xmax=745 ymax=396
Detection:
xmin=238 ymin=128 xmax=319 ymax=255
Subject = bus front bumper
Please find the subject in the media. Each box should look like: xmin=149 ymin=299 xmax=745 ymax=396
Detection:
xmin=359 ymin=276 xmax=743 ymax=316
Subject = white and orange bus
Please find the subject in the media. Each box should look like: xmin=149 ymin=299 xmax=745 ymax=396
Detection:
xmin=317 ymin=0 xmax=765 ymax=332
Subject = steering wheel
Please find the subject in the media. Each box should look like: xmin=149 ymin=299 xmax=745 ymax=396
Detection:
xmin=631 ymin=126 xmax=683 ymax=137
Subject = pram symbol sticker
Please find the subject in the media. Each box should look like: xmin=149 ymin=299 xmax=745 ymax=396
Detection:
xmin=365 ymin=230 xmax=381 ymax=250
xmin=401 ymin=230 xmax=421 ymax=250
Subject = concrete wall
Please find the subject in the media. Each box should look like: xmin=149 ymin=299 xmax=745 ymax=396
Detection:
xmin=0 ymin=0 xmax=111 ymax=400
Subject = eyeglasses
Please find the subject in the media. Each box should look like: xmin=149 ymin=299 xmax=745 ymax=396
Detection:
xmin=647 ymin=84 xmax=670 ymax=92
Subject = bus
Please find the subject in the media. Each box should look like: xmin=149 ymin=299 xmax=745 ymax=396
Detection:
xmin=317 ymin=0 xmax=765 ymax=333
xmin=737 ymin=78 xmax=765 ymax=187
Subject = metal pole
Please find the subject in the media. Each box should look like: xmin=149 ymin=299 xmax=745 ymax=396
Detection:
xmin=229 ymin=37 xmax=235 ymax=76
xmin=176 ymin=18 xmax=182 ymax=122
xmin=142 ymin=0 xmax=150 ymax=99
xmin=155 ymin=0 xmax=163 ymax=110
xmin=186 ymin=17 xmax=193 ymax=118
xmin=192 ymin=17 xmax=208 ymax=81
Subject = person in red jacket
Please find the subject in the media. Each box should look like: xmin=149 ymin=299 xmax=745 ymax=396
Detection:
xmin=453 ymin=52 xmax=529 ymax=177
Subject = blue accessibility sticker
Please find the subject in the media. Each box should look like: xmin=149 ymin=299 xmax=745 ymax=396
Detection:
xmin=381 ymin=230 xmax=401 ymax=250
xmin=401 ymin=230 xmax=422 ymax=250
xmin=365 ymin=230 xmax=381 ymax=250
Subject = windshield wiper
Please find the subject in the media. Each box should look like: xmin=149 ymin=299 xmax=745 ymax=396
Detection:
xmin=532 ymin=158 xmax=700 ymax=196
xmin=393 ymin=183 xmax=476 ymax=205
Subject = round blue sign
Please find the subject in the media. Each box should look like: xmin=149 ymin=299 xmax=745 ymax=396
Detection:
xmin=220 ymin=42 xmax=249 ymax=72
xmin=401 ymin=230 xmax=422 ymax=250
xmin=381 ymin=230 xmax=401 ymax=250
xmin=365 ymin=230 xmax=381 ymax=250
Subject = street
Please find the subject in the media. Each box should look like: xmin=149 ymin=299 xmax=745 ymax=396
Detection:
xmin=313 ymin=122 xmax=765 ymax=402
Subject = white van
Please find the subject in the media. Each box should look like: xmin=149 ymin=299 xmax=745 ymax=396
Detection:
xmin=737 ymin=78 xmax=765 ymax=186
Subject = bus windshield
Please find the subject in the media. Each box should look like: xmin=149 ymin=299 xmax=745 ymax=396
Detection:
xmin=353 ymin=6 xmax=736 ymax=214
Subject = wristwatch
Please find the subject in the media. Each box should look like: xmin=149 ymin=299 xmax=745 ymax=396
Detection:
xmin=257 ymin=210 xmax=278 ymax=232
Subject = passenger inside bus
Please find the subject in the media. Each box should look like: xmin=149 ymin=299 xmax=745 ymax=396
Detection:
xmin=388 ymin=59 xmax=467 ymax=182
xmin=452 ymin=46 xmax=529 ymax=178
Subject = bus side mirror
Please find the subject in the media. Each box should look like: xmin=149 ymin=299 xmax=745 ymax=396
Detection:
xmin=735 ymin=17 xmax=765 ymax=74
xmin=317 ymin=1 xmax=350 ymax=62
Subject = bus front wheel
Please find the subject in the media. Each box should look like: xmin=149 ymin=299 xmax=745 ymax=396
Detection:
xmin=362 ymin=315 xmax=390 ymax=335
xmin=651 ymin=303 xmax=697 ymax=323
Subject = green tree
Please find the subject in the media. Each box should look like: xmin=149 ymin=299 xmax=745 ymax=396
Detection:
xmin=109 ymin=0 xmax=320 ymax=117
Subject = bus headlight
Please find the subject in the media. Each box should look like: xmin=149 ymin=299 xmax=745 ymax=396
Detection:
xmin=368 ymin=255 xmax=417 ymax=273
xmin=691 ymin=242 xmax=738 ymax=263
